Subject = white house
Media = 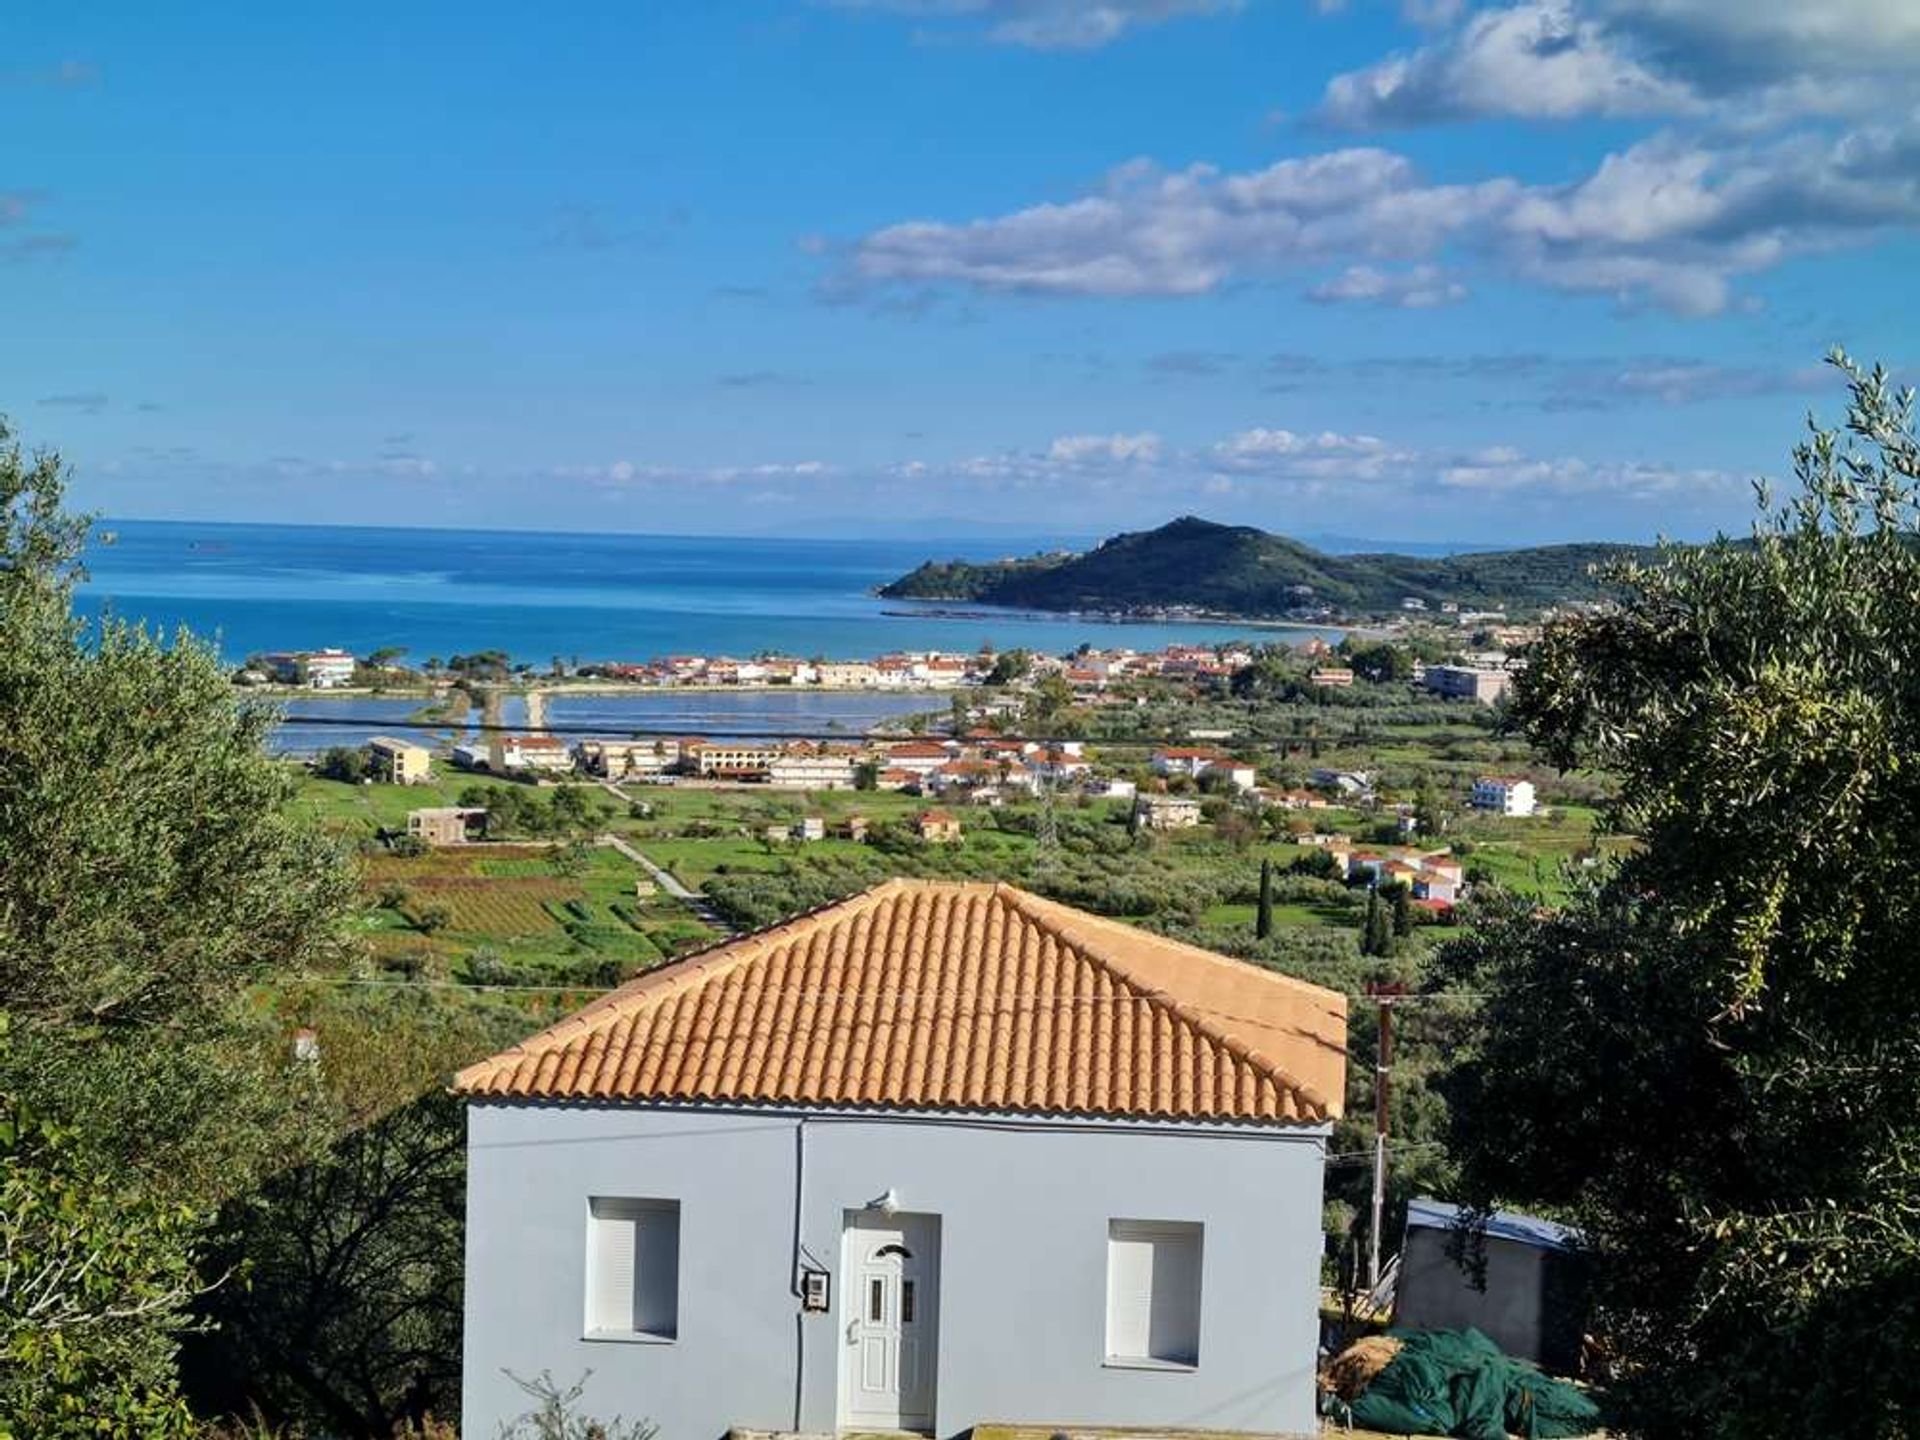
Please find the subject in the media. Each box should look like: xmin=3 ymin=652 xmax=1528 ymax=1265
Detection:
xmin=1151 ymin=746 xmax=1225 ymax=779
xmin=1471 ymin=776 xmax=1538 ymax=817
xmin=1132 ymin=793 xmax=1204 ymax=831
xmin=261 ymin=648 xmax=357 ymax=688
xmin=1152 ymin=748 xmax=1256 ymax=792
xmin=457 ymin=880 xmax=1346 ymax=1440
xmin=883 ymin=741 xmax=957 ymax=776
xmin=1425 ymin=665 xmax=1513 ymax=704
xmin=576 ymin=739 xmax=676 ymax=780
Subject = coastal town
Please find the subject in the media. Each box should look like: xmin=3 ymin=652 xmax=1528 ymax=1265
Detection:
xmin=236 ymin=606 xmax=1608 ymax=1438
xmin=243 ymin=632 xmax=1525 ymax=703
xmin=13 ymin=1 xmax=1905 ymax=1436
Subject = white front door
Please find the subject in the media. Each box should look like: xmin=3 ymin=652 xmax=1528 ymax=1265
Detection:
xmin=840 ymin=1212 xmax=940 ymax=1432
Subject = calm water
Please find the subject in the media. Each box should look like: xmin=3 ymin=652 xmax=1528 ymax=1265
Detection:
xmin=267 ymin=690 xmax=941 ymax=755
xmin=78 ymin=519 xmax=1327 ymax=664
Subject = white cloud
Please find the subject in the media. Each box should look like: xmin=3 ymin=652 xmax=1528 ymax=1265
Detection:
xmin=826 ymin=0 xmax=1243 ymax=49
xmin=1213 ymin=427 xmax=1392 ymax=459
xmin=555 ymin=459 xmax=835 ymax=487
xmin=1580 ymin=362 xmax=1826 ymax=406
xmin=844 ymin=148 xmax=1515 ymax=298
xmin=1603 ymin=0 xmax=1920 ymax=89
xmin=376 ymin=456 xmax=437 ymax=479
xmin=1319 ymin=0 xmax=1920 ymax=130
xmin=1436 ymin=449 xmax=1737 ymax=496
xmin=1308 ymin=262 xmax=1468 ymax=306
xmin=1046 ymin=431 xmax=1162 ymax=462
xmin=875 ymin=415 xmax=1742 ymax=514
xmin=835 ymin=114 xmax=1920 ymax=315
xmin=1319 ymin=2 xmax=1696 ymax=128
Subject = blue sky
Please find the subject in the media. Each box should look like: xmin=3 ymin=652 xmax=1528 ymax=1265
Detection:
xmin=4 ymin=0 xmax=1916 ymax=544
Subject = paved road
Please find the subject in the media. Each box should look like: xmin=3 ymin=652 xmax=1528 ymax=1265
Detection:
xmin=598 ymin=831 xmax=691 ymax=899
xmin=593 ymin=780 xmax=733 ymax=932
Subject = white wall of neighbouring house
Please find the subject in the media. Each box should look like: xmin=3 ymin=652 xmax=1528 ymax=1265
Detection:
xmin=462 ymin=1103 xmax=1329 ymax=1440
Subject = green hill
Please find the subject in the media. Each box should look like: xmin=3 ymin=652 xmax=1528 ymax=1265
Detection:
xmin=878 ymin=516 xmax=1651 ymax=618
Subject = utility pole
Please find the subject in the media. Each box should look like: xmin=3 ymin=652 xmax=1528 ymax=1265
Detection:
xmin=1363 ymin=981 xmax=1407 ymax=1292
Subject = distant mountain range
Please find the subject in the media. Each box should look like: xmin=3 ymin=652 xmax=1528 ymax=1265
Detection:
xmin=878 ymin=516 xmax=1653 ymax=619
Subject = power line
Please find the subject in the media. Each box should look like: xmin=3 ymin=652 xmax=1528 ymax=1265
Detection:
xmin=273 ymin=976 xmax=1351 ymax=1032
xmin=1326 ymin=1139 xmax=1450 ymax=1166
xmin=275 ymin=711 xmax=1421 ymax=750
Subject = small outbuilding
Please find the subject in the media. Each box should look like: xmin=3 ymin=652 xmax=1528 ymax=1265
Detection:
xmin=1132 ymin=793 xmax=1203 ymax=831
xmin=406 ymin=806 xmax=487 ymax=846
xmin=914 ymin=807 xmax=963 ymax=843
xmin=1392 ymin=1197 xmax=1590 ymax=1374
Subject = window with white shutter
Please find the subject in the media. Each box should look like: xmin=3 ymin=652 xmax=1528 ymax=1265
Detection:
xmin=586 ymin=1197 xmax=680 ymax=1340
xmin=1105 ymin=1219 xmax=1202 ymax=1367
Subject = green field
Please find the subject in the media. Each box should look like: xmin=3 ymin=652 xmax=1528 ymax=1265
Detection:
xmin=291 ymin=742 xmax=1618 ymax=995
xmin=293 ymin=772 xmax=721 ymax=987
xmin=290 ymin=769 xmax=536 ymax=835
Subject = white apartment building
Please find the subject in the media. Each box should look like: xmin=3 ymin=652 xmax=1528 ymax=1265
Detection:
xmin=576 ymin=739 xmax=674 ymax=780
xmin=1471 ymin=776 xmax=1538 ymax=817
xmin=695 ymin=744 xmax=782 ymax=779
xmin=815 ymin=662 xmax=883 ymax=688
xmin=768 ymin=753 xmax=858 ymax=789
xmin=495 ymin=735 xmax=576 ymax=774
xmin=263 ymin=648 xmax=357 ymax=688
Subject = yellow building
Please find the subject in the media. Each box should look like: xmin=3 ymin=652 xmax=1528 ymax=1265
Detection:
xmin=368 ymin=735 xmax=433 ymax=784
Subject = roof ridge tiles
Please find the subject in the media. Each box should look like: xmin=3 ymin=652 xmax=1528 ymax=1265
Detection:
xmin=453 ymin=877 xmax=1345 ymax=1123
xmin=987 ymin=886 xmax=1335 ymax=1120
xmin=452 ymin=880 xmax=912 ymax=1091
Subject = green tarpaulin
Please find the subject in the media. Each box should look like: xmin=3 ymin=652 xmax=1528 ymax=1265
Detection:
xmin=1345 ymin=1327 xmax=1602 ymax=1440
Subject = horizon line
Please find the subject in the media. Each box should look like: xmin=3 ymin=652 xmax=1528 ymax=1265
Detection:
xmin=83 ymin=513 xmax=1676 ymax=553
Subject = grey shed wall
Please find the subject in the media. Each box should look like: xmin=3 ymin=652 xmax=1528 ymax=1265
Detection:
xmin=463 ymin=1102 xmax=1328 ymax=1440
xmin=1393 ymin=1228 xmax=1589 ymax=1373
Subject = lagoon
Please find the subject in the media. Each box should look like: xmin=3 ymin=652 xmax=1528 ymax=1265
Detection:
xmin=267 ymin=689 xmax=943 ymax=755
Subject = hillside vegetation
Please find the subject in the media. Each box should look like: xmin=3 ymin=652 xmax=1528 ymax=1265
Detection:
xmin=880 ymin=516 xmax=1653 ymax=617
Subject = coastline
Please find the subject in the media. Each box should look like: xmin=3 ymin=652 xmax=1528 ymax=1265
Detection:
xmin=243 ymin=681 xmax=965 ymax=701
xmin=879 ymin=598 xmax=1387 ymax=638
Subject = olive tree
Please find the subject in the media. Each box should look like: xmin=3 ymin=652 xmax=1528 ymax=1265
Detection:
xmin=1437 ymin=355 xmax=1920 ymax=1436
xmin=0 ymin=419 xmax=353 ymax=1426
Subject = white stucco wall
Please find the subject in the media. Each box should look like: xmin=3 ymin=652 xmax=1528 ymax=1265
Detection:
xmin=463 ymin=1102 xmax=1328 ymax=1440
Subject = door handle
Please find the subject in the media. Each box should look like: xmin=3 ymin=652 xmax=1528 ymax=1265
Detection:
xmin=846 ymin=1318 xmax=859 ymax=1345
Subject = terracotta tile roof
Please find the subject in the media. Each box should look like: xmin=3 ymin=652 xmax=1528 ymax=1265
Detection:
xmin=454 ymin=879 xmax=1345 ymax=1124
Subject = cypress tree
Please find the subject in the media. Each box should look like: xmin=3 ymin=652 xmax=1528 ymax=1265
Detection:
xmin=1362 ymin=887 xmax=1391 ymax=956
xmin=1256 ymin=856 xmax=1274 ymax=939
xmin=1391 ymin=882 xmax=1414 ymax=938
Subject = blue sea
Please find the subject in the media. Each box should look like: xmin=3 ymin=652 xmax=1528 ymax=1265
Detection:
xmin=77 ymin=519 xmax=1327 ymax=664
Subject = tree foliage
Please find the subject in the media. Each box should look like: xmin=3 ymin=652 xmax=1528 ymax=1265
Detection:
xmin=1437 ymin=355 xmax=1920 ymax=1436
xmin=1360 ymin=888 xmax=1392 ymax=957
xmin=184 ymin=995 xmax=518 ymax=1435
xmin=0 ymin=419 xmax=355 ymax=1426
xmin=0 ymin=1065 xmax=199 ymax=1439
